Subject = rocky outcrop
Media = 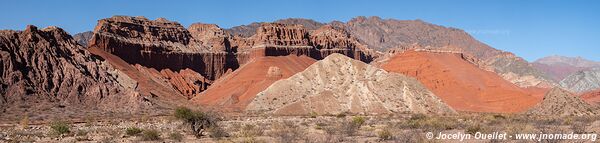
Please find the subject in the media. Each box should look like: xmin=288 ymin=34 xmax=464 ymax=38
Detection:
xmin=246 ymin=53 xmax=455 ymax=115
xmin=560 ymin=68 xmax=600 ymax=93
xmin=88 ymin=16 xmax=236 ymax=98
xmin=88 ymin=16 xmax=376 ymax=99
xmin=225 ymin=18 xmax=324 ymax=37
xmin=526 ymin=88 xmax=599 ymax=116
xmin=310 ymin=25 xmax=375 ymax=62
xmin=73 ymin=31 xmax=93 ymax=46
xmin=235 ymin=23 xmax=376 ymax=63
xmin=341 ymin=16 xmax=553 ymax=88
xmin=188 ymin=23 xmax=231 ymax=52
xmin=0 ymin=25 xmax=156 ymax=121
xmin=533 ymin=55 xmax=600 ymax=81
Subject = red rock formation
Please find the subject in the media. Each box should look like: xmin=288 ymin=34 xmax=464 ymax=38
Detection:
xmin=88 ymin=16 xmax=376 ymax=101
xmin=233 ymin=23 xmax=376 ymax=63
xmin=89 ymin=16 xmax=229 ymax=80
xmin=310 ymin=25 xmax=375 ymax=62
xmin=379 ymin=50 xmax=547 ymax=113
xmin=581 ymin=89 xmax=600 ymax=105
xmin=192 ymin=55 xmax=316 ymax=111
xmin=0 ymin=25 xmax=159 ymax=122
xmin=342 ymin=16 xmax=553 ymax=88
xmin=188 ymin=23 xmax=231 ymax=52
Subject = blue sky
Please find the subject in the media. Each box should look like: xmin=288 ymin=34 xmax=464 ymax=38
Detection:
xmin=1 ymin=0 xmax=598 ymax=61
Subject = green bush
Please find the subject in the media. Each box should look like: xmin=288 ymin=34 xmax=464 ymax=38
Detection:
xmin=173 ymin=107 xmax=218 ymax=137
xmin=125 ymin=127 xmax=143 ymax=136
xmin=141 ymin=129 xmax=161 ymax=141
xmin=50 ymin=121 xmax=70 ymax=135
xmin=352 ymin=116 xmax=366 ymax=127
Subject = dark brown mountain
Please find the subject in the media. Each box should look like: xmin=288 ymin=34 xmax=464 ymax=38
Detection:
xmin=73 ymin=31 xmax=93 ymax=46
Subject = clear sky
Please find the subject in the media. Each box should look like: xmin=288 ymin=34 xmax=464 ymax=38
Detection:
xmin=1 ymin=0 xmax=598 ymax=61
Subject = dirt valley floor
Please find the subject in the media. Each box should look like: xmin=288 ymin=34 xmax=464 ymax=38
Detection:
xmin=2 ymin=110 xmax=600 ymax=143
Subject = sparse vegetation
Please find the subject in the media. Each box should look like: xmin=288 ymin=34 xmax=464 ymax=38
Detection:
xmin=335 ymin=112 xmax=347 ymax=118
xmin=174 ymin=107 xmax=219 ymax=137
xmin=238 ymin=124 xmax=264 ymax=138
xmin=466 ymin=123 xmax=482 ymax=135
xmin=125 ymin=127 xmax=143 ymax=136
xmin=208 ymin=124 xmax=229 ymax=139
xmin=351 ymin=116 xmax=366 ymax=126
xmin=141 ymin=129 xmax=161 ymax=141
xmin=309 ymin=111 xmax=318 ymax=118
xmin=169 ymin=132 xmax=183 ymax=141
xmin=271 ymin=121 xmax=304 ymax=142
xmin=49 ymin=120 xmax=70 ymax=135
xmin=377 ymin=128 xmax=393 ymax=141
xmin=403 ymin=114 xmax=457 ymax=131
xmin=19 ymin=116 xmax=29 ymax=129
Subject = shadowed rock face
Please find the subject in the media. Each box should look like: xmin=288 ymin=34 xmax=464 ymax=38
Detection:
xmin=0 ymin=25 xmax=157 ymax=121
xmin=526 ymin=88 xmax=599 ymax=116
xmin=89 ymin=16 xmax=230 ymax=80
xmin=246 ymin=53 xmax=455 ymax=115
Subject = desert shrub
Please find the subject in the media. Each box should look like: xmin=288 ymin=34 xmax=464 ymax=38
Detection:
xmin=125 ymin=127 xmax=143 ymax=136
xmin=49 ymin=121 xmax=70 ymax=135
xmin=271 ymin=121 xmax=304 ymax=142
xmin=410 ymin=113 xmax=427 ymax=120
xmin=238 ymin=124 xmax=263 ymax=138
xmin=169 ymin=132 xmax=183 ymax=141
xmin=336 ymin=112 xmax=347 ymax=118
xmin=377 ymin=128 xmax=393 ymax=141
xmin=208 ymin=124 xmax=229 ymax=139
xmin=351 ymin=116 xmax=366 ymax=127
xmin=20 ymin=116 xmax=29 ymax=129
xmin=315 ymin=122 xmax=327 ymax=130
xmin=570 ymin=122 xmax=586 ymax=134
xmin=466 ymin=124 xmax=481 ymax=135
xmin=141 ymin=129 xmax=161 ymax=141
xmin=174 ymin=107 xmax=219 ymax=137
xmin=310 ymin=111 xmax=318 ymax=118
xmin=75 ymin=129 xmax=88 ymax=136
xmin=404 ymin=116 xmax=457 ymax=131
xmin=340 ymin=119 xmax=362 ymax=136
xmin=395 ymin=130 xmax=424 ymax=142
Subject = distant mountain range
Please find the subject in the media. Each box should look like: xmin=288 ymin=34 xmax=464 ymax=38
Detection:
xmin=533 ymin=55 xmax=600 ymax=81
